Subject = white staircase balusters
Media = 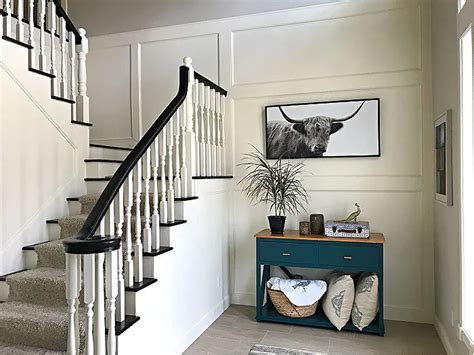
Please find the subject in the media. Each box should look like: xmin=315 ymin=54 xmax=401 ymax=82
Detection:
xmin=83 ymin=254 xmax=95 ymax=355
xmin=16 ymin=0 xmax=24 ymax=42
xmin=174 ymin=108 xmax=182 ymax=199
xmin=105 ymin=249 xmax=118 ymax=355
xmin=124 ymin=172 xmax=134 ymax=287
xmin=220 ymin=94 xmax=226 ymax=175
xmin=205 ymin=86 xmax=211 ymax=176
xmin=3 ymin=0 xmax=12 ymax=37
xmin=198 ymin=83 xmax=206 ymax=176
xmin=215 ymin=92 xmax=222 ymax=176
xmin=183 ymin=57 xmax=196 ymax=195
xmin=210 ymin=89 xmax=218 ymax=176
xmin=159 ymin=130 xmax=168 ymax=223
xmin=65 ymin=253 xmax=79 ymax=355
xmin=115 ymin=185 xmax=125 ymax=323
xmin=180 ymin=104 xmax=188 ymax=197
xmin=69 ymin=32 xmax=76 ymax=105
xmin=48 ymin=0 xmax=56 ymax=92
xmin=167 ymin=118 xmax=175 ymax=221
xmin=133 ymin=160 xmax=143 ymax=283
xmin=193 ymin=79 xmax=200 ymax=176
xmin=94 ymin=252 xmax=106 ymax=355
xmin=77 ymin=28 xmax=90 ymax=123
xmin=38 ymin=0 xmax=46 ymax=71
xmin=59 ymin=17 xmax=67 ymax=97
xmin=28 ymin=0 xmax=35 ymax=67
xmin=143 ymin=148 xmax=152 ymax=252
xmin=108 ymin=201 xmax=115 ymax=237
xmin=151 ymin=137 xmax=160 ymax=249
xmin=75 ymin=256 xmax=82 ymax=354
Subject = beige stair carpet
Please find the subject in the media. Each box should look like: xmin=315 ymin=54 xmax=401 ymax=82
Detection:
xmin=0 ymin=302 xmax=85 ymax=352
xmin=0 ymin=196 xmax=102 ymax=352
xmin=0 ymin=192 xmax=152 ymax=351
xmin=0 ymin=341 xmax=67 ymax=355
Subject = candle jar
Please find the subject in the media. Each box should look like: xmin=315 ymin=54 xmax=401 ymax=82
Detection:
xmin=310 ymin=214 xmax=325 ymax=235
xmin=299 ymin=221 xmax=310 ymax=235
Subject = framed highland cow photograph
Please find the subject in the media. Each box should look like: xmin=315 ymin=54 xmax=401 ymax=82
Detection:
xmin=265 ymin=98 xmax=380 ymax=159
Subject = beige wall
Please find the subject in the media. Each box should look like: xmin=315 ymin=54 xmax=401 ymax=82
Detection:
xmin=431 ymin=0 xmax=469 ymax=353
xmin=87 ymin=0 xmax=436 ymax=324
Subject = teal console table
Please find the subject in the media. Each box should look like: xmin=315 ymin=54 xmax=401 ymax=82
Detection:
xmin=255 ymin=229 xmax=385 ymax=336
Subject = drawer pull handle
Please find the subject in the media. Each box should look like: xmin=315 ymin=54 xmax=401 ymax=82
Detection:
xmin=343 ymin=256 xmax=353 ymax=260
xmin=282 ymin=252 xmax=291 ymax=256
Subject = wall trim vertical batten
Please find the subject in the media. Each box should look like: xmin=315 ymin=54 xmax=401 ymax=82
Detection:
xmin=131 ymin=42 xmax=142 ymax=141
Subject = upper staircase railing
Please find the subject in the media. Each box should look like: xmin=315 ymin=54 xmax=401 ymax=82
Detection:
xmin=2 ymin=0 xmax=90 ymax=122
xmin=62 ymin=58 xmax=227 ymax=355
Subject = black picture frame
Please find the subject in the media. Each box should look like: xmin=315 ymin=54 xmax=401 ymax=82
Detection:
xmin=264 ymin=98 xmax=381 ymax=159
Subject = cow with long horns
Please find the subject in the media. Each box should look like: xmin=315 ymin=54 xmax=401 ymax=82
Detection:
xmin=266 ymin=101 xmax=366 ymax=158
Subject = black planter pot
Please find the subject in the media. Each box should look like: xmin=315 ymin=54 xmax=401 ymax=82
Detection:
xmin=268 ymin=216 xmax=286 ymax=234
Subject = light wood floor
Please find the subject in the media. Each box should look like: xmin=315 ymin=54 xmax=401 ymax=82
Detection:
xmin=184 ymin=305 xmax=446 ymax=355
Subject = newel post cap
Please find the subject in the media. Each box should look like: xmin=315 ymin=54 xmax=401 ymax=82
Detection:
xmin=183 ymin=57 xmax=193 ymax=67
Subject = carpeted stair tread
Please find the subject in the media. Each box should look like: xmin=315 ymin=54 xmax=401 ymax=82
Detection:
xmin=35 ymin=240 xmax=65 ymax=269
xmin=57 ymin=214 xmax=88 ymax=239
xmin=7 ymin=268 xmax=67 ymax=306
xmin=0 ymin=341 xmax=66 ymax=354
xmin=0 ymin=302 xmax=85 ymax=352
xmin=78 ymin=193 xmax=101 ymax=214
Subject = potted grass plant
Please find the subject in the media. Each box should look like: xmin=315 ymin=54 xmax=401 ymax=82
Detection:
xmin=238 ymin=147 xmax=309 ymax=234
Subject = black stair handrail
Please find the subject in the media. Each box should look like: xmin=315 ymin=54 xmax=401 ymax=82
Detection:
xmin=52 ymin=0 xmax=82 ymax=44
xmin=63 ymin=65 xmax=190 ymax=254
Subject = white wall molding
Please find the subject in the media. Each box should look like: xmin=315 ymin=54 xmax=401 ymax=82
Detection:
xmin=435 ymin=316 xmax=455 ymax=355
xmin=87 ymin=0 xmax=434 ymax=325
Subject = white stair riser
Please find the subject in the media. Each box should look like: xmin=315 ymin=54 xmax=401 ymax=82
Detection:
xmin=89 ymin=147 xmax=129 ymax=160
xmin=0 ymin=282 xmax=9 ymax=302
xmin=47 ymin=224 xmax=61 ymax=240
xmin=67 ymin=200 xmax=82 ymax=216
xmin=24 ymin=250 xmax=38 ymax=270
xmin=86 ymin=161 xmax=122 ymax=178
xmin=86 ymin=179 xmax=182 ymax=196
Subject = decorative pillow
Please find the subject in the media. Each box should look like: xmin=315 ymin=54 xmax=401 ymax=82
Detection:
xmin=322 ymin=273 xmax=354 ymax=330
xmin=352 ymin=273 xmax=379 ymax=331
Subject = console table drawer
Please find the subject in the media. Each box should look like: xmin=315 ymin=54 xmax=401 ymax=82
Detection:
xmin=318 ymin=244 xmax=379 ymax=270
xmin=259 ymin=240 xmax=316 ymax=265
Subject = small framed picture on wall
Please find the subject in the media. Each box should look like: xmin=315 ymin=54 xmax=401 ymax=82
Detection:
xmin=434 ymin=110 xmax=453 ymax=206
xmin=265 ymin=98 xmax=380 ymax=159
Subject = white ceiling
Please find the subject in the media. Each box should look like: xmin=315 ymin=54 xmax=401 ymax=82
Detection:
xmin=68 ymin=0 xmax=339 ymax=36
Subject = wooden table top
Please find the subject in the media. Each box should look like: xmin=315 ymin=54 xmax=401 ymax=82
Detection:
xmin=255 ymin=229 xmax=385 ymax=244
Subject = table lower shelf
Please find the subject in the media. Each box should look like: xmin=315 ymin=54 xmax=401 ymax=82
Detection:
xmin=258 ymin=302 xmax=384 ymax=336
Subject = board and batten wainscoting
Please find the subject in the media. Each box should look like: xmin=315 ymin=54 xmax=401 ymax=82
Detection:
xmin=86 ymin=0 xmax=434 ymax=326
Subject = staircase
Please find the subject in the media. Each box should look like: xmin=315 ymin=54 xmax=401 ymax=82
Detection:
xmin=0 ymin=1 xmax=231 ymax=354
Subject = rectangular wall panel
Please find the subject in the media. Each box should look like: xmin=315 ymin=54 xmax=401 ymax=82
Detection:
xmin=233 ymin=6 xmax=421 ymax=85
xmin=88 ymin=45 xmax=133 ymax=142
xmin=140 ymin=34 xmax=219 ymax=132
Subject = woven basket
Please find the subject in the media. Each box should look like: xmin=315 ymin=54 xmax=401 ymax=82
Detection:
xmin=267 ymin=287 xmax=318 ymax=318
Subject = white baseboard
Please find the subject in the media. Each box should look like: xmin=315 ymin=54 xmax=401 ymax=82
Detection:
xmin=231 ymin=292 xmax=432 ymax=324
xmin=176 ymin=296 xmax=231 ymax=354
xmin=434 ymin=316 xmax=455 ymax=355
xmin=231 ymin=292 xmax=255 ymax=306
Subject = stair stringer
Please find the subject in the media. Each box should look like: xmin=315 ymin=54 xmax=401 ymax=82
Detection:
xmin=120 ymin=179 xmax=233 ymax=354
xmin=0 ymin=40 xmax=89 ymax=275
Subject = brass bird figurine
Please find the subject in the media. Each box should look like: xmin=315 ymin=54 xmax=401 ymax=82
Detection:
xmin=337 ymin=203 xmax=361 ymax=223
